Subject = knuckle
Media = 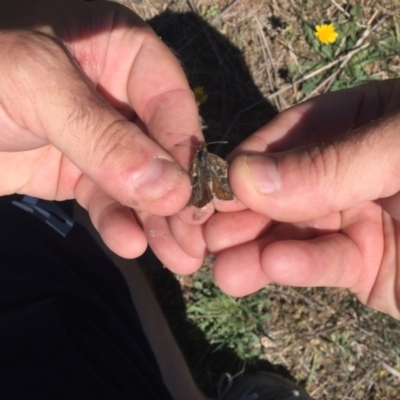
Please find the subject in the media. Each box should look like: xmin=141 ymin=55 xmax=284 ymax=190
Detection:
xmin=303 ymin=142 xmax=340 ymax=197
xmin=84 ymin=117 xmax=134 ymax=167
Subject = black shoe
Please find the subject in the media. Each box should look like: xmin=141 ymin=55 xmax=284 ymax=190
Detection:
xmin=217 ymin=372 xmax=312 ymax=400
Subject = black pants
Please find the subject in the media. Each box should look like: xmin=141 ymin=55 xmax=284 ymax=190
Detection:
xmin=0 ymin=195 xmax=173 ymax=400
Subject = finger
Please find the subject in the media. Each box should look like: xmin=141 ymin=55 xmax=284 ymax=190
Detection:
xmin=261 ymin=234 xmax=362 ymax=288
xmin=214 ymin=232 xmax=362 ymax=297
xmin=213 ymin=239 xmax=271 ymax=297
xmin=213 ymin=197 xmax=246 ymax=212
xmin=0 ymin=32 xmax=191 ymax=215
xmin=178 ymin=198 xmax=246 ymax=226
xmin=212 ymin=217 xmax=321 ymax=297
xmin=230 ymin=111 xmax=400 ymax=222
xmin=365 ymin=212 xmax=400 ymax=318
xmin=229 ymin=80 xmax=400 ymax=221
xmin=262 ymin=202 xmax=382 ymax=293
xmin=377 ymin=193 xmax=400 ymax=222
xmin=72 ymin=5 xmax=204 ymax=170
xmin=204 ymin=210 xmax=272 ymax=253
xmin=76 ymin=175 xmax=147 ymax=258
xmin=168 ymin=214 xmax=208 ymax=259
xmin=139 ymin=212 xmax=204 ymax=274
xmin=206 ymin=209 xmax=340 ymax=255
xmin=213 ymin=203 xmax=380 ymax=298
xmin=179 ymin=204 xmax=215 ymax=225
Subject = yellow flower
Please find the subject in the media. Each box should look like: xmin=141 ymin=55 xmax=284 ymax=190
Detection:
xmin=193 ymin=86 xmax=208 ymax=104
xmin=315 ymin=23 xmax=338 ymax=45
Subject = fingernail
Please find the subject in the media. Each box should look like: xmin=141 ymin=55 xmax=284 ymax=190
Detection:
xmin=244 ymin=154 xmax=279 ymax=194
xmin=133 ymin=158 xmax=181 ymax=199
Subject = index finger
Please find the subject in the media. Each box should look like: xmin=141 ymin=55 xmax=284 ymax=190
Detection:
xmin=86 ymin=7 xmax=204 ymax=167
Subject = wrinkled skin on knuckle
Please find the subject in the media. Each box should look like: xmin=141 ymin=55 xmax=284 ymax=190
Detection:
xmin=93 ymin=119 xmax=137 ymax=167
xmin=64 ymin=91 xmax=112 ymax=145
xmin=300 ymin=143 xmax=340 ymax=212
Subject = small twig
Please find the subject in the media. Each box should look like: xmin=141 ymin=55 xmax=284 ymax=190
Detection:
xmin=343 ymin=368 xmax=375 ymax=398
xmin=189 ymin=0 xmax=242 ymax=25
xmin=211 ymin=0 xmax=242 ymax=24
xmin=382 ymin=362 xmax=400 ymax=378
xmin=329 ymin=0 xmax=351 ymax=18
xmin=286 ymin=287 xmax=334 ymax=311
xmin=254 ymin=16 xmax=281 ymax=110
xmin=367 ymin=9 xmax=380 ymax=28
xmin=301 ymin=41 xmax=369 ymax=101
xmin=377 ymin=4 xmax=400 ymax=17
xmin=186 ymin=0 xmax=197 ymax=13
xmin=267 ymin=59 xmax=341 ymax=101
xmin=357 ymin=14 xmax=390 ymax=47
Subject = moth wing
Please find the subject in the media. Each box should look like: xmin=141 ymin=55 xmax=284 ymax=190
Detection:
xmin=207 ymin=153 xmax=234 ymax=201
xmin=187 ymin=155 xmax=214 ymax=208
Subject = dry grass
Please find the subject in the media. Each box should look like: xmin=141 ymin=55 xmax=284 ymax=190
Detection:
xmin=117 ymin=1 xmax=400 ymax=399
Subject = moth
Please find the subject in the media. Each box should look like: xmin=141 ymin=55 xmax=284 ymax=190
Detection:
xmin=187 ymin=144 xmax=234 ymax=208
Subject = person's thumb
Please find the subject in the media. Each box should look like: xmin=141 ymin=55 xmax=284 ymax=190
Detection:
xmin=229 ymin=112 xmax=400 ymax=222
xmin=0 ymin=31 xmax=191 ymax=216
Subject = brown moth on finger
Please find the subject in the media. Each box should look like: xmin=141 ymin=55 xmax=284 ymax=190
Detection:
xmin=187 ymin=144 xmax=234 ymax=208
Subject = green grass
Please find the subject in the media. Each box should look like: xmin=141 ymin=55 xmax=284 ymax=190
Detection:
xmin=186 ymin=267 xmax=272 ymax=361
xmin=119 ymin=1 xmax=400 ymax=398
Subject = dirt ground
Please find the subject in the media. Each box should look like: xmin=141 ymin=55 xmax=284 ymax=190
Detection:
xmin=117 ymin=1 xmax=400 ymax=399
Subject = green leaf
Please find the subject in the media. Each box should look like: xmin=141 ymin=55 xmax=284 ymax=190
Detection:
xmin=320 ymin=45 xmax=333 ymax=59
xmin=350 ymin=5 xmax=361 ymax=17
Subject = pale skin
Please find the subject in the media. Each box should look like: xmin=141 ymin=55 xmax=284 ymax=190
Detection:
xmin=2 ymin=0 xmax=400 ymax=321
xmin=0 ymin=0 xmax=243 ymax=274
xmin=204 ymin=79 xmax=400 ymax=320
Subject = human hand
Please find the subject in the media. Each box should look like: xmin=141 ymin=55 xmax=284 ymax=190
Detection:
xmin=205 ymin=79 xmax=400 ymax=319
xmin=0 ymin=0 xmax=215 ymax=268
